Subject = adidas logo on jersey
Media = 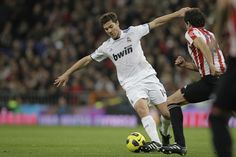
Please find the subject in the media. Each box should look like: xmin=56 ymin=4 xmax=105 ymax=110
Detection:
xmin=113 ymin=45 xmax=133 ymax=61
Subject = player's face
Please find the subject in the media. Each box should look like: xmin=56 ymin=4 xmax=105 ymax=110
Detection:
xmin=103 ymin=20 xmax=120 ymax=39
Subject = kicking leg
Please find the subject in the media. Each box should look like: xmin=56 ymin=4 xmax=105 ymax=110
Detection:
xmin=134 ymin=99 xmax=162 ymax=152
xmin=134 ymin=99 xmax=161 ymax=144
xmin=161 ymin=89 xmax=187 ymax=156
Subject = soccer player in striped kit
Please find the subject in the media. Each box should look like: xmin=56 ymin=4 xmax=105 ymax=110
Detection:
xmin=209 ymin=0 xmax=236 ymax=157
xmin=160 ymin=8 xmax=226 ymax=155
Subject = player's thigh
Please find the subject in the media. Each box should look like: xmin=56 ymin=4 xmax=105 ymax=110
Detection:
xmin=148 ymin=81 xmax=167 ymax=105
xmin=126 ymin=85 xmax=148 ymax=105
xmin=183 ymin=78 xmax=215 ymax=103
xmin=126 ymin=85 xmax=149 ymax=118
xmin=147 ymin=82 xmax=170 ymax=118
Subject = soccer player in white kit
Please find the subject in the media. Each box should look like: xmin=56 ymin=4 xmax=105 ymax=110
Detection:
xmin=54 ymin=8 xmax=190 ymax=152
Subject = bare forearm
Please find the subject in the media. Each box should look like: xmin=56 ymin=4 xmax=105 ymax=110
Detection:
xmin=149 ymin=11 xmax=181 ymax=29
xmin=183 ymin=62 xmax=198 ymax=72
xmin=65 ymin=55 xmax=92 ymax=75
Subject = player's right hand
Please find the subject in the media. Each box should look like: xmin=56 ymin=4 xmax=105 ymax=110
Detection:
xmin=54 ymin=74 xmax=69 ymax=87
xmin=175 ymin=56 xmax=186 ymax=68
xmin=178 ymin=7 xmax=191 ymax=17
xmin=209 ymin=64 xmax=222 ymax=76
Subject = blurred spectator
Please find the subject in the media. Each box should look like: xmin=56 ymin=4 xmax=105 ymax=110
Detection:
xmin=0 ymin=0 xmax=219 ymax=107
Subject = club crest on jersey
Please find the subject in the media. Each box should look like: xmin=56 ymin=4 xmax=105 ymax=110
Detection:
xmin=113 ymin=45 xmax=133 ymax=61
xmin=127 ymin=37 xmax=132 ymax=42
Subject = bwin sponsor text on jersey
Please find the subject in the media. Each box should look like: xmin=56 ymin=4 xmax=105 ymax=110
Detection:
xmin=113 ymin=45 xmax=133 ymax=61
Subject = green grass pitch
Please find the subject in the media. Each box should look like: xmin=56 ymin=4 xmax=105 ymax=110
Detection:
xmin=0 ymin=125 xmax=235 ymax=157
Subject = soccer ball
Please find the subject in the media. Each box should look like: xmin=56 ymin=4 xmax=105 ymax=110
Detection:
xmin=126 ymin=132 xmax=146 ymax=153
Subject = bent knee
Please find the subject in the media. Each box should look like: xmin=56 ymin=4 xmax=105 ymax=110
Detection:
xmin=159 ymin=108 xmax=170 ymax=120
xmin=134 ymin=103 xmax=149 ymax=118
xmin=162 ymin=112 xmax=170 ymax=120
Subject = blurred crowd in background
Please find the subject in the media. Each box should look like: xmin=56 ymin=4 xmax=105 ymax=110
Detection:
xmin=0 ymin=0 xmax=222 ymax=114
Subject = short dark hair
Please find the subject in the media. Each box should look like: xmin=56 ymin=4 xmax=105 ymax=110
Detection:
xmin=99 ymin=12 xmax=118 ymax=25
xmin=184 ymin=8 xmax=205 ymax=27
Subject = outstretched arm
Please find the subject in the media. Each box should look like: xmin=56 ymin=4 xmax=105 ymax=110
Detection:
xmin=148 ymin=7 xmax=191 ymax=30
xmin=54 ymin=55 xmax=93 ymax=87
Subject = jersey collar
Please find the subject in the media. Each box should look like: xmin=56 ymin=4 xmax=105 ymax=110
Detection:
xmin=111 ymin=30 xmax=124 ymax=42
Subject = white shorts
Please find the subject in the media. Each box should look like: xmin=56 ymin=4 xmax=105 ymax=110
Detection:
xmin=125 ymin=75 xmax=167 ymax=107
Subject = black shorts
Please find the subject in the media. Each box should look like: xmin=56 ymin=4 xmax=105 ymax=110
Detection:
xmin=181 ymin=75 xmax=219 ymax=103
xmin=213 ymin=57 xmax=236 ymax=111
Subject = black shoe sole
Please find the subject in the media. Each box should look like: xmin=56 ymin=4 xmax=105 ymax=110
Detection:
xmin=160 ymin=149 xmax=187 ymax=156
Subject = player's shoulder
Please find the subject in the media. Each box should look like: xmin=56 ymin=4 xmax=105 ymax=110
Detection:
xmin=127 ymin=24 xmax=148 ymax=30
xmin=123 ymin=24 xmax=148 ymax=34
xmin=185 ymin=29 xmax=192 ymax=37
xmin=185 ymin=27 xmax=201 ymax=37
xmin=186 ymin=27 xmax=197 ymax=34
xmin=123 ymin=26 xmax=133 ymax=33
xmin=99 ymin=39 xmax=111 ymax=48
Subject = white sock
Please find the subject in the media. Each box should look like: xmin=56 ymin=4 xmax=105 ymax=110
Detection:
xmin=160 ymin=115 xmax=171 ymax=136
xmin=141 ymin=115 xmax=161 ymax=144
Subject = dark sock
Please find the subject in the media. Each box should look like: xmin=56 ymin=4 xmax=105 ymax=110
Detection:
xmin=168 ymin=104 xmax=185 ymax=147
xmin=209 ymin=114 xmax=232 ymax=157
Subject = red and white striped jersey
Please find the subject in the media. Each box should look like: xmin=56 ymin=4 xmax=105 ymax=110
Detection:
xmin=228 ymin=0 xmax=236 ymax=57
xmin=185 ymin=27 xmax=226 ymax=76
